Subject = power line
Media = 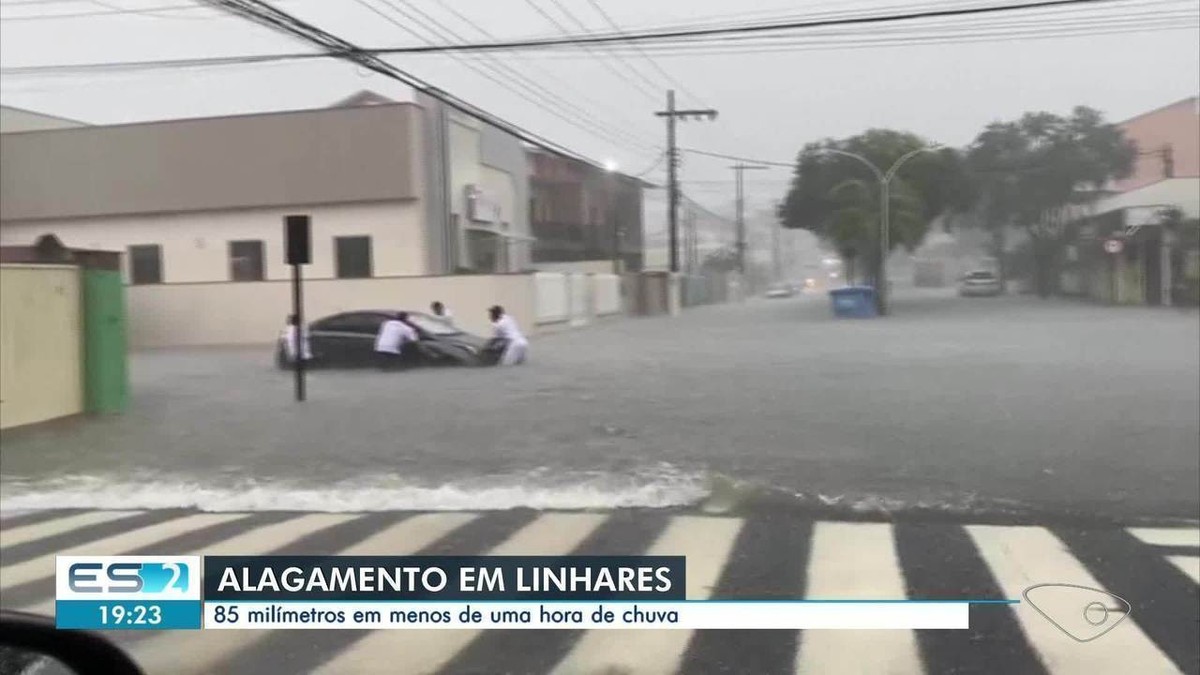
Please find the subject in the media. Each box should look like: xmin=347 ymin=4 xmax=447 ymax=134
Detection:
xmin=540 ymin=0 xmax=667 ymax=100
xmin=197 ymin=0 xmax=611 ymax=172
xmin=352 ymin=0 xmax=657 ymax=152
xmin=521 ymin=0 xmax=659 ymax=102
xmin=683 ymin=148 xmax=793 ymax=167
xmin=348 ymin=0 xmax=1139 ymax=54
xmin=0 ymin=0 xmax=217 ymax=20
xmin=421 ymin=0 xmax=659 ymax=149
xmin=3 ymin=0 xmax=1180 ymax=76
xmin=579 ymin=0 xmax=709 ymax=108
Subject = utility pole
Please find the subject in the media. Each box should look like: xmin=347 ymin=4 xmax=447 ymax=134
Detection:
xmin=656 ymin=90 xmax=717 ymax=272
xmin=771 ymin=202 xmax=783 ymax=282
xmin=731 ymin=163 xmax=770 ymax=275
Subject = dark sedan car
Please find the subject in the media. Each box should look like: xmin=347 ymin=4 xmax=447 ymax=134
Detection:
xmin=276 ymin=310 xmax=504 ymax=369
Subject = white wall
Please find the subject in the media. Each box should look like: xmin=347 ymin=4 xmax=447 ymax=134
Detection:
xmin=0 ymin=264 xmax=84 ymax=429
xmin=0 ymin=200 xmax=427 ymax=282
xmin=533 ymin=272 xmax=622 ymax=325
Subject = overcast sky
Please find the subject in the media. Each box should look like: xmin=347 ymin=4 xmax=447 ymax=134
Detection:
xmin=2 ymin=0 xmax=1197 ymax=216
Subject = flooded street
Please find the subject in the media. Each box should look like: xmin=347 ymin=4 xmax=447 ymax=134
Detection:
xmin=3 ymin=289 xmax=1196 ymax=523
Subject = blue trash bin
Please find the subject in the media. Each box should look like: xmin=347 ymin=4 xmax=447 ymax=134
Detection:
xmin=829 ymin=286 xmax=878 ymax=318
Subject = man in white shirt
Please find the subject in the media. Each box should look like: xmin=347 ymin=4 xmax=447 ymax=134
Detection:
xmin=489 ymin=305 xmax=528 ymax=366
xmin=281 ymin=314 xmax=312 ymax=364
xmin=374 ymin=311 xmax=419 ymax=370
xmin=430 ymin=301 xmax=454 ymax=326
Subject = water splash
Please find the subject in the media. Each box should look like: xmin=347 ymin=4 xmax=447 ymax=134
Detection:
xmin=0 ymin=466 xmax=710 ymax=513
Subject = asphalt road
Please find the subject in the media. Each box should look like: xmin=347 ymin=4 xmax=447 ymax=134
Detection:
xmin=1 ymin=288 xmax=1197 ymax=524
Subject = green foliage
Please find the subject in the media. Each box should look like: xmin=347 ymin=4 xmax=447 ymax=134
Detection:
xmin=964 ymin=106 xmax=1136 ymax=240
xmin=778 ymin=129 xmax=968 ymax=262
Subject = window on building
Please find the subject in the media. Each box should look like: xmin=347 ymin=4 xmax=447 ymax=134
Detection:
xmin=335 ymin=236 xmax=373 ymax=278
xmin=229 ymin=240 xmax=265 ymax=281
xmin=128 ymin=245 xmax=162 ymax=285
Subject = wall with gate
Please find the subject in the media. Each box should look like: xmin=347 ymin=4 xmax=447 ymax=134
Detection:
xmin=533 ymin=272 xmax=622 ymax=328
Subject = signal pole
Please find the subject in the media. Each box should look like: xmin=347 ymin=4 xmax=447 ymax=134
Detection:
xmin=731 ymin=163 xmax=770 ymax=275
xmin=655 ymin=90 xmax=717 ymax=272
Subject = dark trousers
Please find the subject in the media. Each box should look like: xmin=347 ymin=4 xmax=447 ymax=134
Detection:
xmin=376 ymin=351 xmax=406 ymax=371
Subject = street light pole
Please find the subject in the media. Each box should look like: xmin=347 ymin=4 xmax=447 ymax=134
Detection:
xmin=819 ymin=146 xmax=939 ymax=315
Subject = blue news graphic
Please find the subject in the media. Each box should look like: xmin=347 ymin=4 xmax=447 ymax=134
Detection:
xmin=204 ymin=555 xmax=686 ymax=601
xmin=67 ymin=561 xmax=188 ymax=594
xmin=56 ymin=556 xmax=202 ymax=630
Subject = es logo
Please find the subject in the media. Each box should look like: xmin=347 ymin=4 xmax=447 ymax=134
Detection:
xmin=68 ymin=562 xmax=190 ymax=594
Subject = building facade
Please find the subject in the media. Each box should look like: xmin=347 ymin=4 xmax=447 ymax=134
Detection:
xmin=0 ymin=92 xmax=548 ymax=284
xmin=1064 ymin=97 xmax=1200 ymax=306
xmin=528 ymin=148 xmax=644 ymax=273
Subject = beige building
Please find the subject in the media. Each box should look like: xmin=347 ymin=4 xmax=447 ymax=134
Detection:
xmin=0 ymin=104 xmax=86 ymax=133
xmin=0 ymin=93 xmax=534 ymax=285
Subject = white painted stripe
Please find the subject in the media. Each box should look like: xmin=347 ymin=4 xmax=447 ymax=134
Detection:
xmin=794 ymin=522 xmax=921 ymax=675
xmin=0 ymin=513 xmax=245 ymax=591
xmin=1 ymin=511 xmax=141 ymax=548
xmin=128 ymin=514 xmax=358 ymax=675
xmin=550 ymin=515 xmax=744 ymax=675
xmin=1127 ymin=527 xmax=1200 ymax=548
xmin=1165 ymin=555 xmax=1200 ymax=584
xmin=968 ymin=525 xmax=1181 ymax=675
xmin=133 ymin=513 xmax=477 ymax=675
xmin=316 ymin=513 xmax=607 ymax=675
xmin=337 ymin=512 xmax=478 ymax=556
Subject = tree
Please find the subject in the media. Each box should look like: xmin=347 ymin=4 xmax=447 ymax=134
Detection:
xmin=963 ymin=106 xmax=1135 ymax=296
xmin=778 ymin=129 xmax=968 ymax=286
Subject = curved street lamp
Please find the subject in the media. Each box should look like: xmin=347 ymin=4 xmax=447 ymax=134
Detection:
xmin=820 ymin=145 xmax=941 ymax=315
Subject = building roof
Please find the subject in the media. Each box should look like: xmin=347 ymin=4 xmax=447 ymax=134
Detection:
xmin=1116 ymin=96 xmax=1199 ymax=128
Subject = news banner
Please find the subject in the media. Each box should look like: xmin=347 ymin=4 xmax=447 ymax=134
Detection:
xmin=55 ymin=556 xmax=980 ymax=631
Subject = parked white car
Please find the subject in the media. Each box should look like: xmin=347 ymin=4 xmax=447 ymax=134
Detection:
xmin=765 ymin=283 xmax=796 ymax=299
xmin=958 ymin=270 xmax=1003 ymax=297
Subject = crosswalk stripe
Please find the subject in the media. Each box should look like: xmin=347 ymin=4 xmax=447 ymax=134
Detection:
xmin=894 ymin=522 xmax=1048 ymax=675
xmin=0 ymin=511 xmax=141 ymax=548
xmin=794 ymin=522 xmax=921 ymax=675
xmin=438 ymin=510 xmax=674 ymax=675
xmin=335 ymin=512 xmax=478 ymax=556
xmin=0 ymin=513 xmax=245 ymax=591
xmin=1127 ymin=527 xmax=1200 ymax=548
xmin=549 ymin=515 xmax=743 ymax=675
xmin=223 ymin=511 xmax=533 ymax=675
xmin=314 ymin=513 xmax=607 ymax=675
xmin=679 ymin=514 xmax=813 ymax=675
xmin=125 ymin=514 xmax=358 ymax=675
xmin=1166 ymin=555 xmax=1200 ymax=584
xmin=968 ymin=525 xmax=1182 ymax=675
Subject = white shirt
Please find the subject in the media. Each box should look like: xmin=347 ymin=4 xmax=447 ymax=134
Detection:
xmin=433 ymin=309 xmax=454 ymax=324
xmin=281 ymin=325 xmax=312 ymax=361
xmin=492 ymin=314 xmax=526 ymax=343
xmin=375 ymin=319 xmax=418 ymax=354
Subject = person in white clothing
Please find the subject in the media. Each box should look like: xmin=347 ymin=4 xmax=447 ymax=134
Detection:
xmin=281 ymin=314 xmax=312 ymax=364
xmin=430 ymin=301 xmax=454 ymax=325
xmin=489 ymin=305 xmax=528 ymax=366
xmin=374 ymin=311 xmax=419 ymax=370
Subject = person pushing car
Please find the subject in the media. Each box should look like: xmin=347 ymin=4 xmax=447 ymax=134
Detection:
xmin=374 ymin=311 xmax=418 ymax=370
xmin=489 ymin=305 xmax=528 ymax=366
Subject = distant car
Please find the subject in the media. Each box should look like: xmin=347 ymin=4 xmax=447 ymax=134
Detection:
xmin=276 ymin=310 xmax=504 ymax=369
xmin=765 ymin=283 xmax=796 ymax=299
xmin=958 ymin=271 xmax=1003 ymax=297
